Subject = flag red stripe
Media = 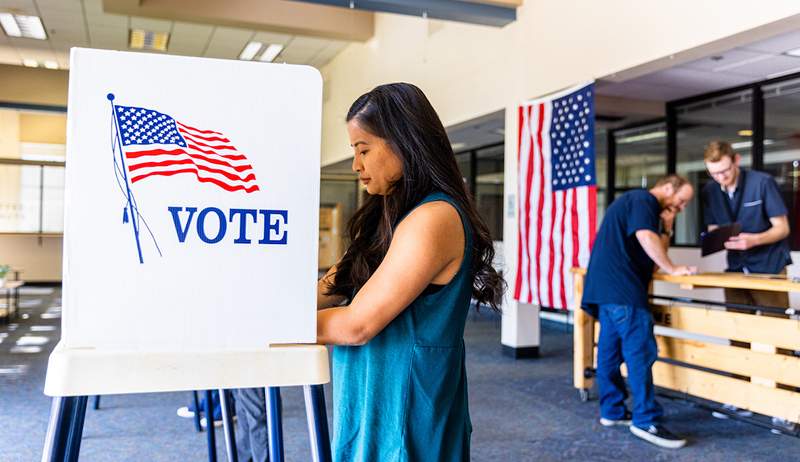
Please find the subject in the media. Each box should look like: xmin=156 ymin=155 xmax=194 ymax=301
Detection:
xmin=514 ymin=105 xmax=525 ymax=300
xmin=181 ymin=132 xmax=237 ymax=150
xmin=129 ymin=159 xmax=257 ymax=182
xmin=125 ymin=149 xmax=252 ymax=171
xmin=547 ymin=190 xmax=557 ymax=308
xmin=176 ymin=121 xmax=223 ymax=136
xmin=177 ymin=131 xmax=230 ymax=143
xmin=588 ymin=185 xmax=597 ymax=250
xmin=534 ymin=103 xmax=546 ymax=306
xmin=559 ymin=189 xmax=568 ymax=309
xmin=186 ymin=141 xmax=237 ymax=152
xmin=127 ymin=147 xmax=247 ymax=162
xmin=571 ymin=188 xmax=580 ymax=268
xmin=523 ymin=105 xmax=536 ymax=303
xmin=131 ymin=168 xmax=260 ymax=193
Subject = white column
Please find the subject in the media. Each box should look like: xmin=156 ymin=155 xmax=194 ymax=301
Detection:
xmin=499 ymin=106 xmax=540 ymax=358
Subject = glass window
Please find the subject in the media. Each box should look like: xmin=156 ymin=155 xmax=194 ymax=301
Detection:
xmin=763 ymin=78 xmax=800 ymax=251
xmin=0 ymin=164 xmax=42 ymax=233
xmin=595 ymin=129 xmax=608 ymax=225
xmin=613 ymin=122 xmax=667 ymax=190
xmin=475 ymin=144 xmax=504 ymax=240
xmin=674 ymin=89 xmax=752 ymax=245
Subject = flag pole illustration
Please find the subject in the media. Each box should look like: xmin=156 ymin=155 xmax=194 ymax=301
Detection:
xmin=108 ymin=93 xmax=144 ymax=264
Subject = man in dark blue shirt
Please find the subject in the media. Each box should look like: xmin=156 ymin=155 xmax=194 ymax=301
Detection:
xmin=583 ymin=174 xmax=696 ymax=449
xmin=702 ymin=140 xmax=793 ymax=430
xmin=702 ymin=140 xmax=792 ymax=308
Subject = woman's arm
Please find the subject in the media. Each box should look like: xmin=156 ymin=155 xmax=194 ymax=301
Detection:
xmin=317 ymin=265 xmax=346 ymax=310
xmin=317 ymin=201 xmax=464 ymax=345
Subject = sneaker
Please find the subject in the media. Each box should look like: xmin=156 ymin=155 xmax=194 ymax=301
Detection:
xmin=711 ymin=404 xmax=752 ymax=419
xmin=600 ymin=411 xmax=632 ymax=427
xmin=629 ymin=424 xmax=687 ymax=449
xmin=200 ymin=417 xmax=223 ymax=429
xmin=176 ymin=406 xmax=195 ymax=419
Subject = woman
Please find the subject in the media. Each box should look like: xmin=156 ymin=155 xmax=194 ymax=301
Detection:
xmin=317 ymin=82 xmax=504 ymax=461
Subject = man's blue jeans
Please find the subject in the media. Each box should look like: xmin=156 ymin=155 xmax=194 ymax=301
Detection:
xmin=597 ymin=303 xmax=663 ymax=428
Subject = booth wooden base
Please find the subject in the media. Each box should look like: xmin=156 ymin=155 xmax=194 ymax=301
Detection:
xmin=42 ymin=343 xmax=332 ymax=462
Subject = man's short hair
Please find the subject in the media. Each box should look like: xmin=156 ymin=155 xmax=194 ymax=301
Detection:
xmin=703 ymin=140 xmax=736 ymax=163
xmin=654 ymin=174 xmax=689 ymax=191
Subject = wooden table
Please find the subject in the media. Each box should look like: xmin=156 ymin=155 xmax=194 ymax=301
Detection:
xmin=572 ymin=269 xmax=800 ymax=427
xmin=0 ymin=280 xmax=25 ymax=323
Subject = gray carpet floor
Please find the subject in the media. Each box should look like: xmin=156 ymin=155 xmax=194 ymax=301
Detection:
xmin=0 ymin=287 xmax=797 ymax=461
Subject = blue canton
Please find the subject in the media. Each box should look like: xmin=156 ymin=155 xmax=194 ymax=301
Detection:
xmin=549 ymin=85 xmax=595 ymax=191
xmin=114 ymin=106 xmax=187 ymax=147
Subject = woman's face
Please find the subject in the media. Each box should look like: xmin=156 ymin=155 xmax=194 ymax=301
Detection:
xmin=348 ymin=120 xmax=403 ymax=195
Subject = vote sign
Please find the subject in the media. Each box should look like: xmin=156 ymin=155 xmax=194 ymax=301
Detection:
xmin=62 ymin=49 xmax=320 ymax=351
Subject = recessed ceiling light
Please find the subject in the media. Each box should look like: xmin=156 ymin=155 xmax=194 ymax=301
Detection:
xmin=0 ymin=13 xmax=47 ymax=40
xmin=22 ymin=58 xmax=38 ymax=68
xmin=784 ymin=47 xmax=800 ymax=57
xmin=738 ymin=129 xmax=753 ymax=137
xmin=259 ymin=44 xmax=284 ymax=63
xmin=129 ymin=29 xmax=169 ymax=51
xmin=239 ymin=41 xmax=263 ymax=61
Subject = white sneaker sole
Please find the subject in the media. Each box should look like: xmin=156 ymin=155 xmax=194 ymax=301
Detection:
xmin=600 ymin=417 xmax=632 ymax=427
xmin=629 ymin=425 xmax=686 ymax=449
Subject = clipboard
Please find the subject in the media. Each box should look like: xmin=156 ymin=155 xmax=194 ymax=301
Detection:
xmin=700 ymin=223 xmax=741 ymax=256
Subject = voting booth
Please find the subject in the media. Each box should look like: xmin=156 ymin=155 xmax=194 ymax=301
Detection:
xmin=42 ymin=49 xmax=330 ymax=461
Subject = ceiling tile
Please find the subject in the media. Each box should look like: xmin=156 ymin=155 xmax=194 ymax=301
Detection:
xmin=0 ymin=0 xmax=37 ymax=15
xmin=129 ymin=17 xmax=172 ymax=33
xmin=34 ymin=0 xmax=83 ymax=15
xmin=743 ymin=30 xmax=800 ymax=55
xmin=683 ymin=48 xmax=767 ymax=72
xmin=251 ymin=31 xmax=292 ymax=46
xmin=168 ymin=22 xmax=214 ymax=55
xmin=84 ymin=12 xmax=127 ymax=28
xmin=641 ymin=67 xmax=754 ymax=91
xmin=727 ymin=55 xmax=800 ymax=78
xmin=203 ymin=26 xmax=253 ymax=59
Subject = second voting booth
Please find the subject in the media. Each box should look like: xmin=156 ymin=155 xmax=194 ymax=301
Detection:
xmin=42 ymin=48 xmax=329 ymax=461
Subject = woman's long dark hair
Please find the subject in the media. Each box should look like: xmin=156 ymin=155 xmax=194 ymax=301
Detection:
xmin=325 ymin=82 xmax=505 ymax=311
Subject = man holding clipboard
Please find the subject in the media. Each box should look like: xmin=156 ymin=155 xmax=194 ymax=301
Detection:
xmin=702 ymin=140 xmax=792 ymax=308
xmin=702 ymin=141 xmax=793 ymax=428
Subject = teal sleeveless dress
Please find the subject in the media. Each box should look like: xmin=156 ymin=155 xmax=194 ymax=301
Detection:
xmin=331 ymin=192 xmax=474 ymax=462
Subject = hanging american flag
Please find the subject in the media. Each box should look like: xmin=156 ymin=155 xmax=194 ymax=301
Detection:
xmin=513 ymin=83 xmax=597 ymax=310
xmin=113 ymin=105 xmax=260 ymax=193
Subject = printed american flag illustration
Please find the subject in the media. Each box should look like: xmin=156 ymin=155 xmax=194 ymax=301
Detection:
xmin=113 ymin=106 xmax=260 ymax=193
xmin=513 ymin=83 xmax=597 ymax=310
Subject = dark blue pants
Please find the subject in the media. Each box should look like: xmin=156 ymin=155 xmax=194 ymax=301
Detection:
xmin=597 ymin=304 xmax=663 ymax=428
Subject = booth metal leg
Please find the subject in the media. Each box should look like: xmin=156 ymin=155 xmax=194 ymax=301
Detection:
xmin=42 ymin=395 xmax=88 ymax=462
xmin=205 ymin=390 xmax=217 ymax=462
xmin=265 ymin=387 xmax=284 ymax=462
xmin=92 ymin=395 xmax=101 ymax=410
xmin=219 ymin=389 xmax=238 ymax=462
xmin=303 ymin=385 xmax=332 ymax=462
xmin=192 ymin=390 xmax=203 ymax=432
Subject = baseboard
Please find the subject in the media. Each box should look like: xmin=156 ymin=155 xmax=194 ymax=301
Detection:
xmin=501 ymin=345 xmax=540 ymax=359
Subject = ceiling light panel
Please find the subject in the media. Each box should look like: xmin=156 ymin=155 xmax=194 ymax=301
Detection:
xmin=259 ymin=44 xmax=284 ymax=62
xmin=0 ymin=13 xmax=47 ymax=40
xmin=129 ymin=29 xmax=170 ymax=51
xmin=239 ymin=41 xmax=263 ymax=60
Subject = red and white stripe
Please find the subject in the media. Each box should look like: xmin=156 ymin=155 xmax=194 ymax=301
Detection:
xmin=124 ymin=121 xmax=260 ymax=193
xmin=513 ymin=98 xmax=597 ymax=310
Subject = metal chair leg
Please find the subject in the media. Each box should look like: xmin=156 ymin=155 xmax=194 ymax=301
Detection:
xmin=219 ymin=389 xmax=238 ymax=462
xmin=205 ymin=390 xmax=217 ymax=462
xmin=193 ymin=390 xmax=202 ymax=432
xmin=266 ymin=387 xmax=284 ymax=462
xmin=303 ymin=385 xmax=332 ymax=462
xmin=42 ymin=396 xmax=75 ymax=461
xmin=65 ymin=396 xmax=88 ymax=461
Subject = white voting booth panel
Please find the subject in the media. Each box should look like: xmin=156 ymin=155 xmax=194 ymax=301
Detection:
xmin=45 ymin=48 xmax=328 ymax=397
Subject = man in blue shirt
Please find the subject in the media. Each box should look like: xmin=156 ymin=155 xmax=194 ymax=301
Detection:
xmin=702 ymin=140 xmax=793 ymax=430
xmin=702 ymin=140 xmax=792 ymax=307
xmin=583 ymin=174 xmax=696 ymax=449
